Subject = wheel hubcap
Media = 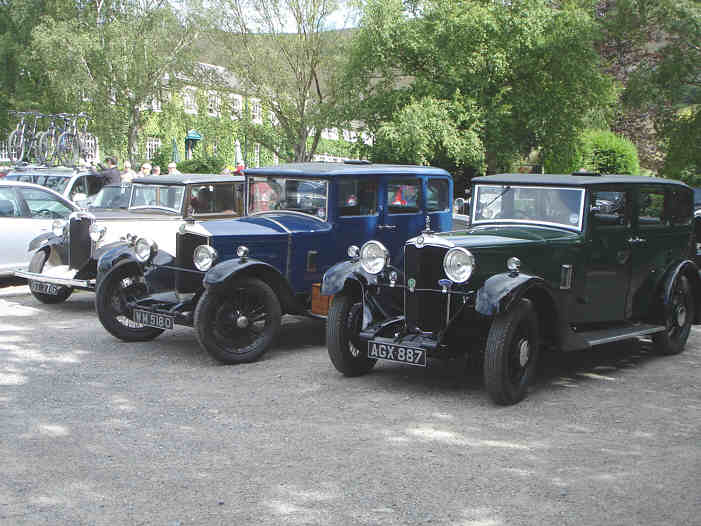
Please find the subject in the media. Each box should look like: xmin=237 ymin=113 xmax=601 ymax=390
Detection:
xmin=518 ymin=338 xmax=530 ymax=367
xmin=236 ymin=315 xmax=250 ymax=329
xmin=676 ymin=305 xmax=687 ymax=327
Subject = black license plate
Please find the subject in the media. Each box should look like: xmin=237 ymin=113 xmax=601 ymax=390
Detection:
xmin=30 ymin=281 xmax=60 ymax=295
xmin=132 ymin=309 xmax=175 ymax=330
xmin=368 ymin=341 xmax=426 ymax=367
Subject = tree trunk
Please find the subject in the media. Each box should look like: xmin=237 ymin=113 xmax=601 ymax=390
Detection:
xmin=127 ymin=107 xmax=141 ymax=165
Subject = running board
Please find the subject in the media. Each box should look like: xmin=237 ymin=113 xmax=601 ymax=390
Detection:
xmin=575 ymin=324 xmax=665 ymax=347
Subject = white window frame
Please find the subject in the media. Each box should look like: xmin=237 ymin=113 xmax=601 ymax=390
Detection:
xmin=251 ymin=98 xmax=262 ymax=124
xmin=207 ymin=91 xmax=221 ymax=117
xmin=183 ymin=87 xmax=197 ymax=114
xmin=146 ymin=137 xmax=162 ymax=160
xmin=230 ymin=94 xmax=243 ymax=119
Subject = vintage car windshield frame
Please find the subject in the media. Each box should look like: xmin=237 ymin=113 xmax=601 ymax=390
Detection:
xmin=129 ymin=183 xmax=185 ymax=214
xmin=471 ymin=184 xmax=586 ymax=231
xmin=247 ymin=176 xmax=329 ymax=221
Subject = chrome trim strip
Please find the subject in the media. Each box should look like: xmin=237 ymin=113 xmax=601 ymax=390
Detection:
xmin=405 ymin=234 xmax=455 ymax=249
xmin=249 ymin=209 xmax=327 ymax=224
xmin=258 ymin=215 xmax=292 ymax=233
xmin=587 ymin=326 xmax=665 ymax=346
xmin=15 ymin=270 xmax=95 ymax=289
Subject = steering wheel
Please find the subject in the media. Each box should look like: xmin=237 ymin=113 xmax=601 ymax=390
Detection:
xmin=34 ymin=209 xmax=55 ymax=218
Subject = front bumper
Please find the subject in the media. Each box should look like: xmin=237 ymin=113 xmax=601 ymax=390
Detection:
xmin=15 ymin=269 xmax=96 ymax=291
xmin=126 ymin=291 xmax=197 ymax=328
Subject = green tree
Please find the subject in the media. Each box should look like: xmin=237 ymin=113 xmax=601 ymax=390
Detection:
xmin=578 ymin=129 xmax=640 ymax=174
xmin=30 ymin=0 xmax=205 ymax=162
xmin=346 ymin=0 xmax=615 ymax=175
xmin=213 ymin=0 xmax=353 ymax=161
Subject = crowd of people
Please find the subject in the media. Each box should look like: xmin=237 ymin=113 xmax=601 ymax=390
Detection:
xmin=95 ymin=158 xmax=181 ymax=185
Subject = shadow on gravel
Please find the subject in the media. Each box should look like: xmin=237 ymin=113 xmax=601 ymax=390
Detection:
xmin=0 ymin=277 xmax=26 ymax=288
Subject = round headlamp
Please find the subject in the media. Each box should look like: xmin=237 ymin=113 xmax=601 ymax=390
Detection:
xmin=89 ymin=223 xmax=107 ymax=243
xmin=194 ymin=245 xmax=218 ymax=271
xmin=347 ymin=245 xmax=359 ymax=259
xmin=359 ymin=240 xmax=389 ymax=275
xmin=443 ymin=247 xmax=475 ymax=283
xmin=52 ymin=219 xmax=67 ymax=237
xmin=134 ymin=237 xmax=157 ymax=263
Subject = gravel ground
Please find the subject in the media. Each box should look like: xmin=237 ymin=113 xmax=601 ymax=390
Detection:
xmin=1 ymin=285 xmax=699 ymax=525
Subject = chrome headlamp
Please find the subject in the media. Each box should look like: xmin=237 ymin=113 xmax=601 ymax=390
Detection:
xmin=52 ymin=219 xmax=67 ymax=237
xmin=89 ymin=223 xmax=107 ymax=243
xmin=194 ymin=245 xmax=218 ymax=271
xmin=359 ymin=240 xmax=389 ymax=275
xmin=134 ymin=237 xmax=157 ymax=263
xmin=443 ymin=247 xmax=475 ymax=283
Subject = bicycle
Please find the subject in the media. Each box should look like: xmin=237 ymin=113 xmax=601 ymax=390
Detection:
xmin=8 ymin=111 xmax=43 ymax=163
xmin=37 ymin=113 xmax=72 ymax=165
xmin=56 ymin=112 xmax=90 ymax=165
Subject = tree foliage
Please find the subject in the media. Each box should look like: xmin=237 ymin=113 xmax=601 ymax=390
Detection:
xmin=346 ymin=0 xmax=616 ymax=179
xmin=578 ymin=129 xmax=640 ymax=175
xmin=213 ymin=0 xmax=353 ymax=162
xmin=29 ymin=0 xmax=205 ymax=161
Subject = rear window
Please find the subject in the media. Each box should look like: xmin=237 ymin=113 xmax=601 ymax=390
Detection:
xmin=387 ymin=179 xmax=421 ymax=213
xmin=426 ymin=179 xmax=450 ymax=212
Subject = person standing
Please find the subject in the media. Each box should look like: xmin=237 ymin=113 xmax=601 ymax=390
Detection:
xmin=98 ymin=157 xmax=121 ymax=185
xmin=151 ymin=165 xmax=161 ymax=176
xmin=167 ymin=162 xmax=181 ymax=175
xmin=139 ymin=162 xmax=152 ymax=177
xmin=122 ymin=161 xmax=138 ymax=182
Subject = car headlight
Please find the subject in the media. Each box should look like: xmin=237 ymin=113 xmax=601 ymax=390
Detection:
xmin=443 ymin=247 xmax=475 ymax=283
xmin=194 ymin=245 xmax=218 ymax=271
xmin=89 ymin=223 xmax=107 ymax=243
xmin=359 ymin=240 xmax=389 ymax=275
xmin=134 ymin=237 xmax=157 ymax=263
xmin=52 ymin=219 xmax=67 ymax=237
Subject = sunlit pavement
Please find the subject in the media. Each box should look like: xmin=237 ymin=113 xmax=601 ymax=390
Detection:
xmin=1 ymin=284 xmax=699 ymax=525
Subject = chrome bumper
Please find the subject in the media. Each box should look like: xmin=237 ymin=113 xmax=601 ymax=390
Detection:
xmin=14 ymin=270 xmax=96 ymax=290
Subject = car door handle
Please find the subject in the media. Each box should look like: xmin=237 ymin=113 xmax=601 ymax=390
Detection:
xmin=628 ymin=237 xmax=646 ymax=245
xmin=378 ymin=224 xmax=397 ymax=230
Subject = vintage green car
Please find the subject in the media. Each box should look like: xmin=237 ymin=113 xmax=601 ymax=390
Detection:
xmin=321 ymin=173 xmax=700 ymax=405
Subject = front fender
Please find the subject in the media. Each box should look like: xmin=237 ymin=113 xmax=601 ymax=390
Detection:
xmin=96 ymin=242 xmax=140 ymax=285
xmin=204 ymin=258 xmax=281 ymax=288
xmin=475 ymin=272 xmax=551 ymax=317
xmin=28 ymin=232 xmax=63 ymax=254
xmin=321 ymin=260 xmax=378 ymax=296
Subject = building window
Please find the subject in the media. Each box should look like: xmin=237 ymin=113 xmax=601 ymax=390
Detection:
xmin=183 ymin=88 xmax=197 ymax=114
xmin=343 ymin=129 xmax=353 ymax=142
xmin=81 ymin=134 xmax=99 ymax=162
xmin=251 ymin=99 xmax=262 ymax=124
xmin=146 ymin=137 xmax=162 ymax=160
xmin=230 ymin=94 xmax=243 ymax=119
xmin=269 ymin=110 xmax=279 ymax=126
xmin=323 ymin=128 xmax=339 ymax=140
xmin=254 ymin=143 xmax=260 ymax=167
xmin=207 ymin=91 xmax=221 ymax=117
xmin=152 ymin=97 xmax=162 ymax=112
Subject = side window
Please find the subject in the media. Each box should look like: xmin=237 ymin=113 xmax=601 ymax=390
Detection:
xmin=69 ymin=176 xmax=87 ymax=200
xmin=86 ymin=175 xmax=105 ymax=196
xmin=591 ymin=190 xmax=628 ymax=226
xmin=669 ymin=187 xmax=692 ymax=226
xmin=0 ymin=187 xmax=23 ymax=217
xmin=638 ymin=187 xmax=665 ymax=226
xmin=426 ymin=179 xmax=449 ymax=212
xmin=337 ymin=179 xmax=378 ymax=216
xmin=18 ymin=188 xmax=74 ymax=218
xmin=387 ymin=179 xmax=421 ymax=214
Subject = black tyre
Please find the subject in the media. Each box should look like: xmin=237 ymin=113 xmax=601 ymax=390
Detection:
xmin=8 ymin=130 xmax=24 ymax=163
xmin=95 ymin=267 xmax=163 ymax=342
xmin=652 ymin=275 xmax=693 ymax=355
xmin=327 ymin=293 xmax=376 ymax=376
xmin=27 ymin=250 xmax=73 ymax=304
xmin=194 ymin=277 xmax=281 ymax=364
xmin=484 ymin=298 xmax=540 ymax=405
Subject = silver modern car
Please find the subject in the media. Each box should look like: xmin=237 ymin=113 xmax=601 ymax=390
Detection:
xmin=0 ymin=180 xmax=79 ymax=276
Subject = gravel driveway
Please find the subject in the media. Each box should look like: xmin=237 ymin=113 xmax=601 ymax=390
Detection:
xmin=1 ymin=285 xmax=699 ymax=525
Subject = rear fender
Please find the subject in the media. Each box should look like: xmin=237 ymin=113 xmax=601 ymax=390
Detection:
xmin=204 ymin=258 xmax=300 ymax=315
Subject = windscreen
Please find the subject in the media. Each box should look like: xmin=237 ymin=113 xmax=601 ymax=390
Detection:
xmin=472 ymin=184 xmax=585 ymax=230
xmin=249 ymin=177 xmax=328 ymax=219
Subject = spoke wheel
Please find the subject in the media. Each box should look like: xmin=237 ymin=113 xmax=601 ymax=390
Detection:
xmin=194 ymin=277 xmax=281 ymax=364
xmin=8 ymin=130 xmax=24 ymax=163
xmin=484 ymin=298 xmax=540 ymax=405
xmin=653 ymin=275 xmax=693 ymax=355
xmin=95 ymin=267 xmax=163 ymax=341
xmin=327 ymin=293 xmax=376 ymax=376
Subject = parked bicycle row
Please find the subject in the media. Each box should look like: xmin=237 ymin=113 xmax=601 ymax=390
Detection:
xmin=7 ymin=110 xmax=93 ymax=166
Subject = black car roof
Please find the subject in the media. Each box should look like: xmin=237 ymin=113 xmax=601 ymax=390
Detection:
xmin=472 ymin=173 xmax=689 ymax=188
xmin=244 ymin=162 xmax=451 ymax=178
xmin=133 ymin=174 xmax=245 ymax=185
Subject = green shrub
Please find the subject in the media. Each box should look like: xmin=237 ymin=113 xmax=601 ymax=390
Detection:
xmin=176 ymin=157 xmax=226 ymax=174
xmin=150 ymin=147 xmax=170 ymax=173
xmin=579 ymin=129 xmax=640 ymax=174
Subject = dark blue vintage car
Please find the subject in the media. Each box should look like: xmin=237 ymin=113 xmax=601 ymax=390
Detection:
xmin=94 ymin=162 xmax=454 ymax=364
